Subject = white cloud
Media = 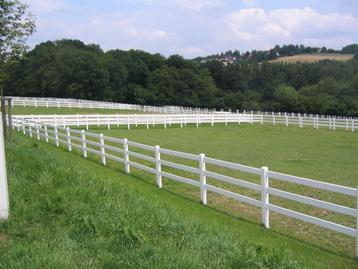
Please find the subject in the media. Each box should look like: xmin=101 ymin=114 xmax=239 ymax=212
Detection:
xmin=23 ymin=0 xmax=68 ymax=13
xmin=225 ymin=7 xmax=358 ymax=49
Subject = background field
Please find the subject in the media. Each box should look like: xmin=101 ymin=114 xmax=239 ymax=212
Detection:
xmin=270 ymin=53 xmax=354 ymax=63
xmin=11 ymin=106 xmax=142 ymax=115
xmin=80 ymin=123 xmax=358 ymax=256
xmin=1 ymin=134 xmax=358 ymax=268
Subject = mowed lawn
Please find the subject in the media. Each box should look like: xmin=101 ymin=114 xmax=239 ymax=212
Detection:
xmin=12 ymin=106 xmax=143 ymax=115
xmin=85 ymin=123 xmax=358 ymax=256
xmin=1 ymin=134 xmax=358 ymax=268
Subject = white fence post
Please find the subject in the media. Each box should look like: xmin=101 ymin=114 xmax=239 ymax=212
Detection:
xmin=100 ymin=134 xmax=106 ymax=165
xmin=54 ymin=126 xmax=59 ymax=147
xmin=36 ymin=124 xmax=40 ymax=140
xmin=155 ymin=145 xmax=162 ymax=188
xmin=66 ymin=127 xmax=72 ymax=152
xmin=44 ymin=125 xmax=49 ymax=142
xmin=0 ymin=113 xmax=9 ymax=219
xmin=272 ymin=112 xmax=276 ymax=126
xmin=199 ymin=153 xmax=207 ymax=205
xmin=81 ymin=130 xmax=87 ymax=158
xmin=261 ymin=166 xmax=269 ymax=228
xmin=123 ymin=138 xmax=130 ymax=173
xmin=29 ymin=124 xmax=33 ymax=138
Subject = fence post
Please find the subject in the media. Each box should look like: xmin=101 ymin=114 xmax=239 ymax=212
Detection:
xmin=155 ymin=145 xmax=162 ymax=188
xmin=100 ymin=134 xmax=106 ymax=165
xmin=352 ymin=120 xmax=355 ymax=132
xmin=199 ymin=153 xmax=207 ymax=205
xmin=285 ymin=113 xmax=288 ymax=127
xmin=272 ymin=112 xmax=275 ymax=126
xmin=66 ymin=127 xmax=72 ymax=152
xmin=260 ymin=113 xmax=263 ymax=125
xmin=81 ymin=130 xmax=87 ymax=158
xmin=44 ymin=125 xmax=49 ymax=142
xmin=261 ymin=166 xmax=269 ymax=228
xmin=0 ymin=113 xmax=9 ymax=219
xmin=29 ymin=123 xmax=33 ymax=138
xmin=54 ymin=126 xmax=59 ymax=147
xmin=36 ymin=124 xmax=40 ymax=140
xmin=123 ymin=138 xmax=130 ymax=173
xmin=127 ymin=116 xmax=130 ymax=130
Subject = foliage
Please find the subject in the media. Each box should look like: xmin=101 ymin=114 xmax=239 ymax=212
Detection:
xmin=4 ymin=39 xmax=358 ymax=116
xmin=0 ymin=0 xmax=35 ymax=91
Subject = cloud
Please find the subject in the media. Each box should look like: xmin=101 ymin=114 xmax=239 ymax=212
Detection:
xmin=23 ymin=0 xmax=358 ymax=58
xmin=225 ymin=7 xmax=358 ymax=49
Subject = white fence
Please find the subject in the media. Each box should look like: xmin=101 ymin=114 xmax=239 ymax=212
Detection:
xmin=12 ymin=118 xmax=358 ymax=257
xmin=8 ymin=96 xmax=214 ymax=114
xmin=12 ymin=113 xmax=253 ymax=130
xmin=12 ymin=112 xmax=358 ymax=132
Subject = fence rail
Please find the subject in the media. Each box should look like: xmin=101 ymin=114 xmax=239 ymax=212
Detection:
xmin=12 ymin=117 xmax=358 ymax=257
xmin=12 ymin=112 xmax=358 ymax=132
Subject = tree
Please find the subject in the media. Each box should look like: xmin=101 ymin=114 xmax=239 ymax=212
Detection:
xmin=0 ymin=0 xmax=35 ymax=93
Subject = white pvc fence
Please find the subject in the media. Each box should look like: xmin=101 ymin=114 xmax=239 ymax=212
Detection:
xmin=12 ymin=113 xmax=253 ymax=130
xmin=13 ymin=118 xmax=358 ymax=257
xmin=8 ymin=96 xmax=214 ymax=114
xmin=12 ymin=112 xmax=358 ymax=132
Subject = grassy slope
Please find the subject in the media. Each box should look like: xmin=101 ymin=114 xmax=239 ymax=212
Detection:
xmin=12 ymin=106 xmax=142 ymax=115
xmin=87 ymin=123 xmax=358 ymax=256
xmin=0 ymin=135 xmax=357 ymax=268
xmin=270 ymin=53 xmax=354 ymax=63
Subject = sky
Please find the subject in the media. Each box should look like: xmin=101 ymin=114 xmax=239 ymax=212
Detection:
xmin=23 ymin=0 xmax=358 ymax=58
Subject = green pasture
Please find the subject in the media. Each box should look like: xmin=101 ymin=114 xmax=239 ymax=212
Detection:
xmin=1 ymin=134 xmax=358 ymax=268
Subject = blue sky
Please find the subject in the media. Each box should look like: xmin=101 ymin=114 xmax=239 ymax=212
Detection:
xmin=23 ymin=0 xmax=358 ymax=58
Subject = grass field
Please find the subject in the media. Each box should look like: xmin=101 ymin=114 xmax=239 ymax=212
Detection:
xmin=11 ymin=106 xmax=142 ymax=115
xmin=1 ymin=134 xmax=358 ymax=268
xmin=75 ymin=123 xmax=358 ymax=257
xmin=270 ymin=53 xmax=354 ymax=63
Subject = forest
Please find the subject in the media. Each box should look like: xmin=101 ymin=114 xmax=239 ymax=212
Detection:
xmin=4 ymin=39 xmax=358 ymax=116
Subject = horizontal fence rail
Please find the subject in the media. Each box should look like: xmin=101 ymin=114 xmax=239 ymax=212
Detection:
xmin=7 ymin=96 xmax=215 ymax=114
xmin=11 ymin=117 xmax=358 ymax=257
xmin=11 ymin=112 xmax=358 ymax=132
xmin=7 ymin=96 xmax=358 ymax=121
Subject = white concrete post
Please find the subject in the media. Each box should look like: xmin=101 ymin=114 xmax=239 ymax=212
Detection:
xmin=155 ymin=145 xmax=162 ymax=188
xmin=123 ymin=138 xmax=130 ymax=173
xmin=199 ymin=153 xmax=207 ymax=205
xmin=81 ymin=130 xmax=87 ymax=158
xmin=261 ymin=166 xmax=269 ymax=228
xmin=66 ymin=127 xmax=72 ymax=152
xmin=0 ymin=113 xmax=9 ymax=219
xmin=100 ymin=134 xmax=106 ymax=165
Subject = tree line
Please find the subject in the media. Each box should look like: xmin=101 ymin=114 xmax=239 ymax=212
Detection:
xmin=4 ymin=39 xmax=358 ymax=116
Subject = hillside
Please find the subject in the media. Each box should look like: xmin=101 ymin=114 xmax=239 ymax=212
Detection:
xmin=270 ymin=53 xmax=354 ymax=63
xmin=1 ymin=133 xmax=357 ymax=268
